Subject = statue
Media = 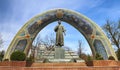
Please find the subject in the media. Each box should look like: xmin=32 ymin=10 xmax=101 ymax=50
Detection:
xmin=54 ymin=20 xmax=66 ymax=47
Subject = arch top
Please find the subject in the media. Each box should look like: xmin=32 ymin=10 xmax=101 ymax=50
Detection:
xmin=24 ymin=8 xmax=94 ymax=37
xmin=4 ymin=8 xmax=117 ymax=60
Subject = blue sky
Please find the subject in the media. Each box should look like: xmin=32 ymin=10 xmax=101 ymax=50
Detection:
xmin=0 ymin=0 xmax=120 ymax=54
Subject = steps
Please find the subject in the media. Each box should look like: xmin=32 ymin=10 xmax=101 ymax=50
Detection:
xmin=35 ymin=49 xmax=84 ymax=63
xmin=31 ymin=62 xmax=87 ymax=67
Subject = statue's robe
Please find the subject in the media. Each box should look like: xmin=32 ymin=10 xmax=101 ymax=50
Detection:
xmin=54 ymin=24 xmax=65 ymax=46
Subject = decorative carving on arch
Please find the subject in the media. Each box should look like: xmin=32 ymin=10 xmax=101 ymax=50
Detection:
xmin=93 ymin=39 xmax=107 ymax=59
xmin=15 ymin=39 xmax=27 ymax=52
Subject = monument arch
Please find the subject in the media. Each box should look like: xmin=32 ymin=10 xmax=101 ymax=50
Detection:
xmin=4 ymin=9 xmax=117 ymax=60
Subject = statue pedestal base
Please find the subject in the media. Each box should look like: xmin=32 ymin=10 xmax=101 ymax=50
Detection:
xmin=54 ymin=47 xmax=65 ymax=59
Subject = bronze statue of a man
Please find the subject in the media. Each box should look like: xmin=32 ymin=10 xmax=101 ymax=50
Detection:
xmin=54 ymin=20 xmax=66 ymax=47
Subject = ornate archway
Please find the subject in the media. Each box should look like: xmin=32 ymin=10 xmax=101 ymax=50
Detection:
xmin=4 ymin=9 xmax=117 ymax=60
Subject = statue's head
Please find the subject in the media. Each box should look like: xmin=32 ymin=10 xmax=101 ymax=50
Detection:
xmin=58 ymin=20 xmax=61 ymax=24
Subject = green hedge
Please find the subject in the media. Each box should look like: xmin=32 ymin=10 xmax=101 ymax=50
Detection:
xmin=108 ymin=56 xmax=115 ymax=60
xmin=116 ymin=49 xmax=120 ymax=60
xmin=10 ymin=51 xmax=26 ymax=61
xmin=95 ymin=53 xmax=103 ymax=60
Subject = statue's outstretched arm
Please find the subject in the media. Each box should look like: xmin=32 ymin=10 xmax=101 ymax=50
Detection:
xmin=54 ymin=26 xmax=58 ymax=32
xmin=63 ymin=26 xmax=66 ymax=36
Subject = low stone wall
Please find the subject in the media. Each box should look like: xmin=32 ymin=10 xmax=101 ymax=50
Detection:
xmin=0 ymin=60 xmax=120 ymax=70
xmin=92 ymin=60 xmax=118 ymax=66
xmin=118 ymin=61 xmax=120 ymax=66
xmin=0 ymin=61 xmax=26 ymax=67
xmin=0 ymin=61 xmax=10 ymax=66
xmin=0 ymin=66 xmax=119 ymax=70
xmin=86 ymin=60 xmax=119 ymax=66
xmin=0 ymin=60 xmax=120 ymax=67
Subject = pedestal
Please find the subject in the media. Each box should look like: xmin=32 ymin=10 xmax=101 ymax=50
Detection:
xmin=55 ymin=47 xmax=65 ymax=59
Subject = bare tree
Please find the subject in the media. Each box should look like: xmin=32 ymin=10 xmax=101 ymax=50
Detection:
xmin=31 ymin=34 xmax=43 ymax=58
xmin=77 ymin=40 xmax=87 ymax=56
xmin=77 ymin=40 xmax=89 ymax=60
xmin=78 ymin=40 xmax=83 ymax=55
xmin=77 ymin=40 xmax=83 ymax=57
xmin=43 ymin=33 xmax=55 ymax=50
xmin=0 ymin=33 xmax=3 ymax=48
xmin=33 ymin=33 xmax=55 ymax=50
xmin=33 ymin=34 xmax=43 ymax=47
xmin=103 ymin=20 xmax=120 ymax=49
xmin=44 ymin=33 xmax=55 ymax=47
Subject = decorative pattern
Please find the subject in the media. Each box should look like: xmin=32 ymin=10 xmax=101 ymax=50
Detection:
xmin=25 ymin=34 xmax=30 ymax=38
xmin=56 ymin=9 xmax=64 ymax=18
xmin=28 ymin=22 xmax=40 ymax=34
xmin=15 ymin=39 xmax=27 ymax=51
xmin=19 ymin=31 xmax=25 ymax=36
xmin=37 ymin=20 xmax=42 ymax=25
xmin=93 ymin=39 xmax=108 ymax=59
xmin=63 ymin=13 xmax=93 ymax=35
xmin=91 ymin=35 xmax=95 ymax=39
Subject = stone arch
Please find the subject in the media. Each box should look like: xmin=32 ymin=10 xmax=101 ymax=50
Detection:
xmin=4 ymin=9 xmax=117 ymax=60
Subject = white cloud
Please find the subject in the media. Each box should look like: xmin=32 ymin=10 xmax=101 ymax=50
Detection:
xmin=0 ymin=21 xmax=22 ymax=51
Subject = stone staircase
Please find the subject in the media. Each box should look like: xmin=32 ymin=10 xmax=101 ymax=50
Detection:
xmin=31 ymin=62 xmax=87 ymax=67
xmin=35 ymin=49 xmax=84 ymax=63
